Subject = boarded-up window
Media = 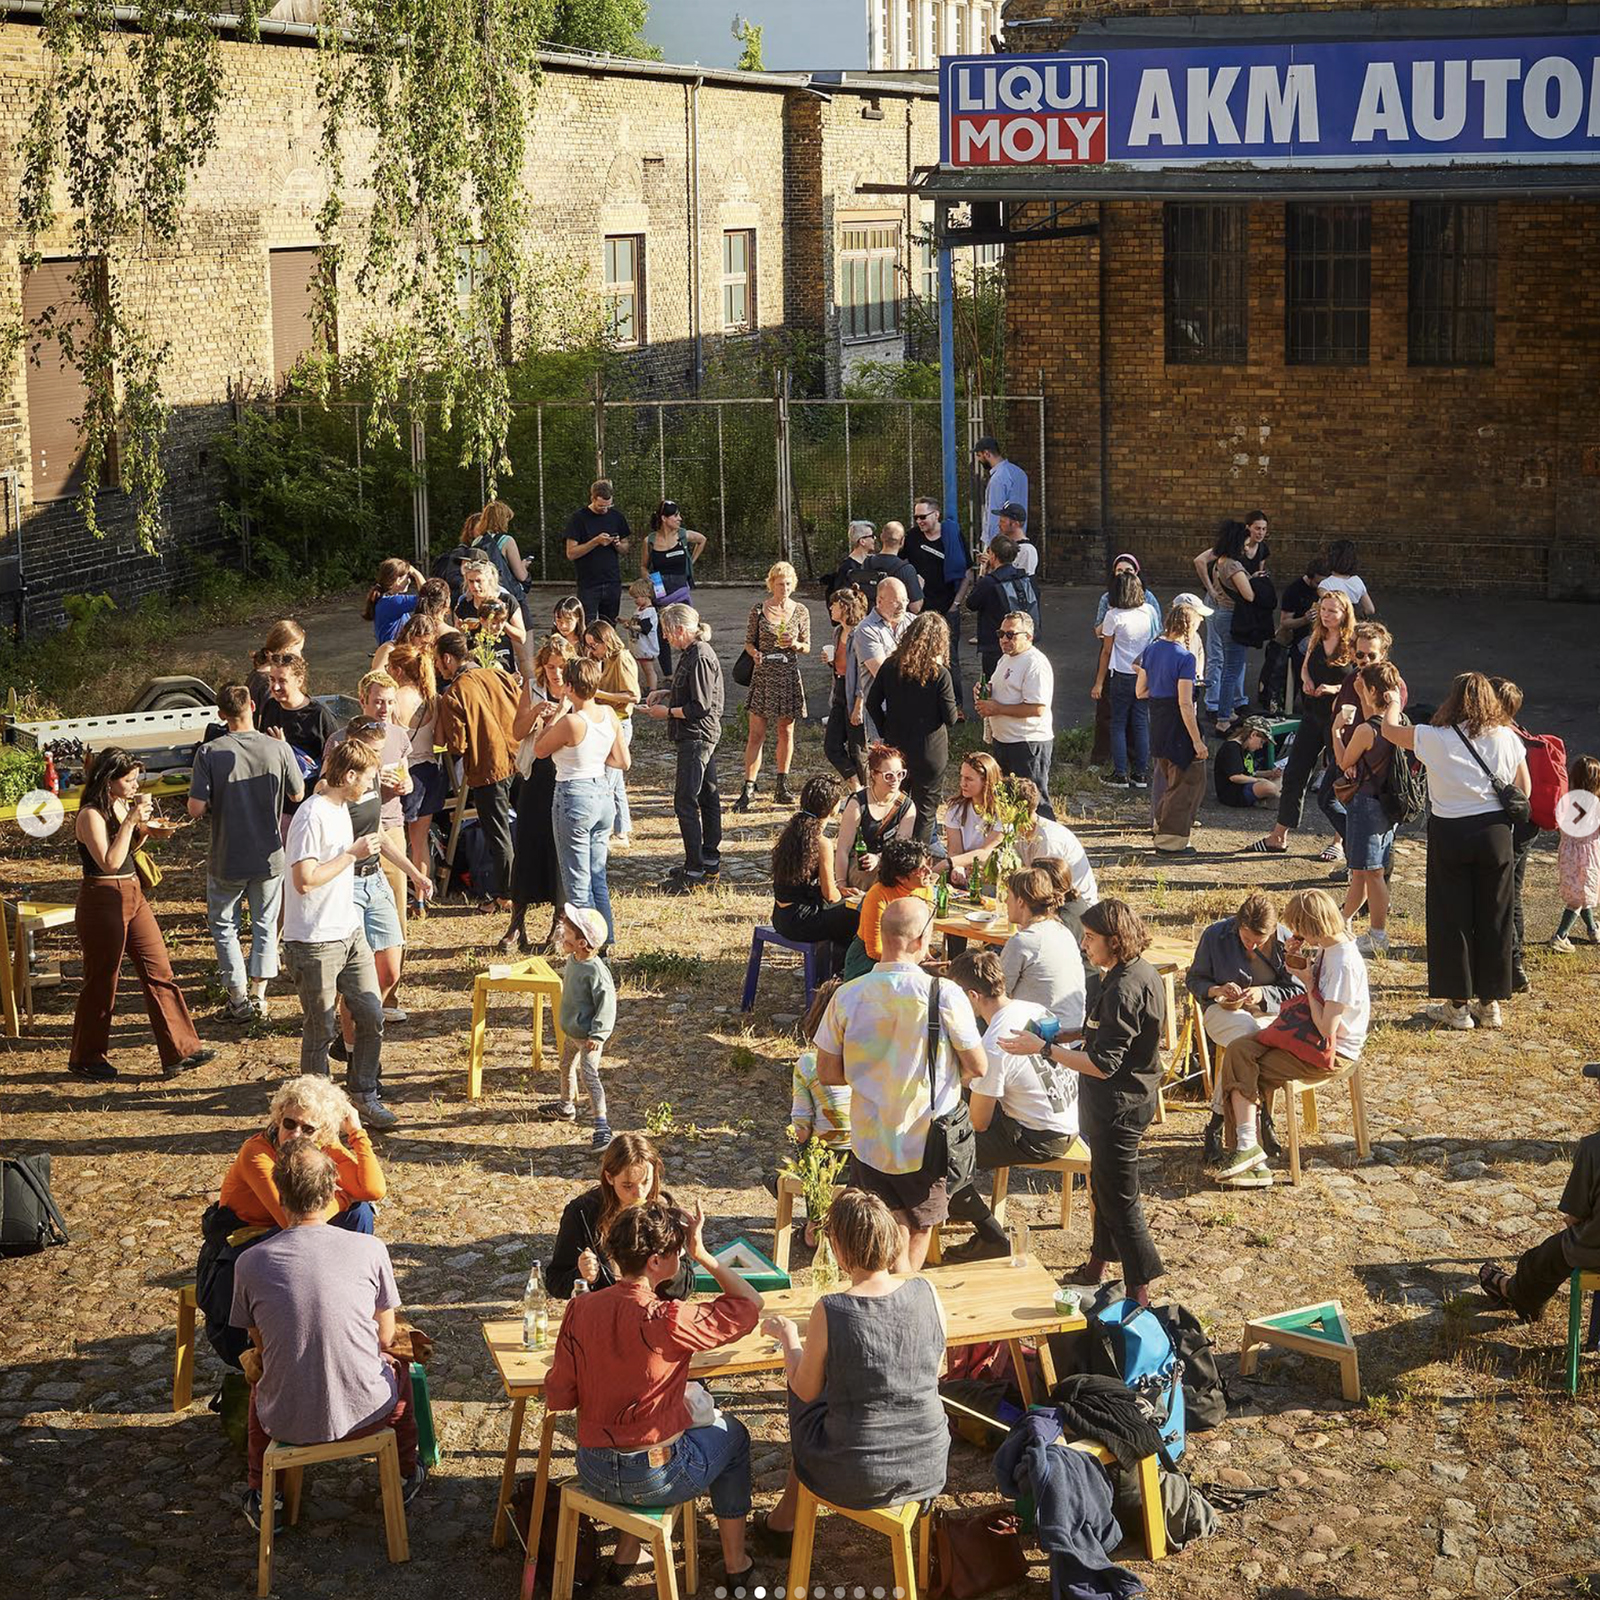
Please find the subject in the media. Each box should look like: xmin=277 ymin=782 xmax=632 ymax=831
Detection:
xmin=21 ymin=258 xmax=104 ymax=503
xmin=270 ymin=248 xmax=324 ymax=385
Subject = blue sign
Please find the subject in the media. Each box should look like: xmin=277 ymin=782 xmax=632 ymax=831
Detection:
xmin=941 ymin=37 xmax=1600 ymax=168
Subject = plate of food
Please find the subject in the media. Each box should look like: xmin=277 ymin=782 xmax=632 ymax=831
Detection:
xmin=964 ymin=909 xmax=997 ymax=927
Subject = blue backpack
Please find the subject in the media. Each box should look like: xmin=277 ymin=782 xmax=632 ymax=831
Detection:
xmin=1091 ymin=1296 xmax=1187 ymax=1464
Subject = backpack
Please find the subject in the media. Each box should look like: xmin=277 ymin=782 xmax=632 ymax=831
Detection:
xmin=1516 ymin=724 xmax=1568 ymax=831
xmin=1089 ymin=1295 xmax=1187 ymax=1462
xmin=472 ymin=532 xmax=528 ymax=614
xmin=1 ymin=1152 xmax=68 ymax=1256
xmin=431 ymin=544 xmax=476 ymax=605
xmin=1148 ymin=1302 xmax=1227 ymax=1431
xmin=1379 ymin=718 xmax=1429 ymax=826
xmin=996 ymin=573 xmax=1041 ymax=634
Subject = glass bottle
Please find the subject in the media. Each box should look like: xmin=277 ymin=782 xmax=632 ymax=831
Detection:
xmin=521 ymin=1261 xmax=549 ymax=1349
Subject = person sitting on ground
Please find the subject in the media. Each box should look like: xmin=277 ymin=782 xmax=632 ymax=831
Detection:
xmin=942 ymin=949 xmax=1082 ymax=1263
xmin=1191 ymin=893 xmax=1304 ymax=1164
xmin=841 ymin=836 xmax=937 ymax=981
xmin=757 ymin=1190 xmax=949 ymax=1555
xmin=546 ymin=1200 xmax=766 ymax=1591
xmin=1480 ymin=1064 xmax=1600 ymax=1323
xmin=787 ymin=979 xmax=852 ymax=1149
xmin=834 ymin=742 xmax=917 ymax=892
xmin=546 ymin=1133 xmax=695 ymax=1300
xmin=1215 ymin=717 xmax=1283 ymax=809
xmin=1000 ymin=865 xmax=1087 ymax=1032
xmin=231 ymin=1140 xmax=424 ymax=1531
xmin=772 ymin=776 xmax=861 ymax=974
xmin=1212 ymin=888 xmax=1370 ymax=1186
xmin=1010 ymin=777 xmax=1098 ymax=905
xmin=816 ymin=898 xmax=988 ymax=1273
xmin=942 ymin=752 xmax=1004 ymax=887
xmin=538 ymin=904 xmax=617 ymax=1149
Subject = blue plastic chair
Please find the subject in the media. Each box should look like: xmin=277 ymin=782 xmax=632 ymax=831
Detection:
xmin=739 ymin=926 xmax=830 ymax=1013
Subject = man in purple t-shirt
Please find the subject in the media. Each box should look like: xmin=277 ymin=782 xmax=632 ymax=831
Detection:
xmin=231 ymin=1141 xmax=424 ymax=1529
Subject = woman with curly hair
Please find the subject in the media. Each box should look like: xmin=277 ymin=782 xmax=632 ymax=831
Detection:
xmin=865 ymin=611 xmax=958 ymax=844
xmin=1249 ymin=587 xmax=1357 ymax=856
xmin=822 ymin=587 xmax=870 ymax=785
xmin=736 ymin=561 xmax=812 ymax=811
xmin=772 ymin=776 xmax=861 ymax=970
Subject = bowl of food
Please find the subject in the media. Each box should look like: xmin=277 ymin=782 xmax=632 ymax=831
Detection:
xmin=964 ymin=910 xmax=997 ymax=927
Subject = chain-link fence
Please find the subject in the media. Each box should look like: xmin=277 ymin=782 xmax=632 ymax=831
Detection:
xmin=229 ymin=378 xmax=1046 ymax=589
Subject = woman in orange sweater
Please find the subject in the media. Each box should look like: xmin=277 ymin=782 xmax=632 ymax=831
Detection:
xmin=219 ymin=1075 xmax=386 ymax=1232
xmin=840 ymin=837 xmax=936 ymax=980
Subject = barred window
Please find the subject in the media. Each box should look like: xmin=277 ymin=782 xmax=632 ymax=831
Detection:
xmin=603 ymin=235 xmax=644 ymax=348
xmin=1285 ymin=203 xmax=1370 ymax=366
xmin=1163 ymin=204 xmax=1248 ymax=365
xmin=1409 ymin=202 xmax=1496 ymax=367
xmin=840 ymin=223 xmax=900 ymax=341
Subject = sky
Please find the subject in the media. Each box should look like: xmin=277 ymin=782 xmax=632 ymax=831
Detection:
xmin=641 ymin=0 xmax=870 ymax=72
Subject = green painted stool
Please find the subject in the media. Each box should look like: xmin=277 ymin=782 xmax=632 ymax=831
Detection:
xmin=1566 ymin=1270 xmax=1600 ymax=1394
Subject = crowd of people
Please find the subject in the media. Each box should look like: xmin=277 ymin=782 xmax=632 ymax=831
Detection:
xmin=49 ymin=460 xmax=1600 ymax=1584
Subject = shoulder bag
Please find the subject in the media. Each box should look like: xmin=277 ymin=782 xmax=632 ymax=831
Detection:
xmin=919 ymin=977 xmax=977 ymax=1194
xmin=928 ymin=1506 xmax=1029 ymax=1600
xmin=733 ymin=607 xmax=759 ymax=688
xmin=1453 ymin=724 xmax=1532 ymax=826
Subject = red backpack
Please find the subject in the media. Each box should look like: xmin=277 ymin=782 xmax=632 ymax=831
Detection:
xmin=1516 ymin=724 xmax=1568 ymax=830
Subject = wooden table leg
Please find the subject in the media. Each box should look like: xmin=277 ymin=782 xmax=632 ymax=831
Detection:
xmin=467 ymin=979 xmax=489 ymax=1102
xmin=491 ymin=1395 xmax=527 ymax=1547
xmin=518 ymin=1410 xmax=558 ymax=1600
xmin=1035 ymin=1333 xmax=1059 ymax=1394
xmin=772 ymin=1181 xmax=796 ymax=1273
xmin=1136 ymin=1452 xmax=1166 ymax=1561
xmin=0 ymin=903 xmax=18 ymax=1039
xmin=531 ymin=990 xmax=545 ymax=1074
xmin=173 ymin=1286 xmax=197 ymax=1412
xmin=1007 ymin=1339 xmax=1035 ymax=1407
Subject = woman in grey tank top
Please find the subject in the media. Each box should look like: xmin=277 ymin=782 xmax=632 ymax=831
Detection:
xmin=756 ymin=1191 xmax=949 ymax=1548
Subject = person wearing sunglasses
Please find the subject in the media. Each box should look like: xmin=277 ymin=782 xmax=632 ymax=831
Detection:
xmin=833 ymin=741 xmax=917 ymax=892
xmin=1313 ymin=622 xmax=1406 ymax=870
xmin=974 ymin=610 xmax=1058 ymax=821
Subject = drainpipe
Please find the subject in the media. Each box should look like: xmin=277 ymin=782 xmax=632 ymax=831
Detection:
xmin=689 ymin=75 xmax=704 ymax=394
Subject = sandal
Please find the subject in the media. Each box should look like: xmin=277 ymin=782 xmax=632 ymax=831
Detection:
xmin=1477 ymin=1262 xmax=1533 ymax=1321
xmin=1318 ymin=842 xmax=1343 ymax=863
xmin=1244 ymin=838 xmax=1288 ymax=854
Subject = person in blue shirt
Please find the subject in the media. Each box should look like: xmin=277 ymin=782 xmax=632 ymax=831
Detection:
xmin=364 ymin=559 xmax=426 ymax=645
xmin=974 ymin=436 xmax=1027 ymax=551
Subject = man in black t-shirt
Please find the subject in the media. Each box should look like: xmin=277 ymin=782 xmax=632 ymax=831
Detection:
xmin=860 ymin=520 xmax=924 ymax=613
xmin=830 ymin=521 xmax=877 ymax=599
xmin=563 ymin=478 xmax=631 ymax=623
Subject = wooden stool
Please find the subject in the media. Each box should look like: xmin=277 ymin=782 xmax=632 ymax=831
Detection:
xmin=1278 ymin=1063 xmax=1371 ymax=1186
xmin=466 ymin=955 xmax=565 ymax=1100
xmin=1568 ymin=1270 xmax=1600 ymax=1394
xmin=786 ymin=1485 xmax=931 ymax=1600
xmin=989 ymin=1138 xmax=1093 ymax=1231
xmin=257 ymin=1428 xmax=410 ymax=1596
xmin=1240 ymin=1299 xmax=1361 ymax=1402
xmin=174 ymin=1283 xmax=198 ymax=1411
xmin=1067 ymin=1441 xmax=1166 ymax=1561
xmin=551 ymin=1484 xmax=696 ymax=1600
xmin=3 ymin=899 xmax=75 ymax=1033
xmin=739 ymin=926 xmax=831 ymax=1013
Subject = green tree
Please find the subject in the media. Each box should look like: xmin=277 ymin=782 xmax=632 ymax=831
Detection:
xmin=733 ymin=15 xmax=764 ymax=71
xmin=548 ymin=0 xmax=660 ymax=58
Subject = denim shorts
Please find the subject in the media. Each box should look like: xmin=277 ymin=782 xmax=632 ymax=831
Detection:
xmin=352 ymin=870 xmax=403 ymax=953
xmin=1344 ymin=792 xmax=1397 ymax=872
xmin=575 ymin=1415 xmax=752 ymax=1521
xmin=401 ymin=759 xmax=448 ymax=823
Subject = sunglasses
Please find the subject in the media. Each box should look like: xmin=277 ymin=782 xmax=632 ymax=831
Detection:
xmin=279 ymin=1116 xmax=318 ymax=1135
xmin=998 ymin=629 xmax=1027 ymax=639
xmin=880 ymin=771 xmax=905 ymax=783
xmin=1353 ymin=651 xmax=1378 ymax=662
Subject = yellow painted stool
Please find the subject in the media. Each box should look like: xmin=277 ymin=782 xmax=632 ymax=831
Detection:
xmin=551 ymin=1484 xmax=697 ymax=1600
xmin=465 ymin=956 xmax=565 ymax=1100
xmin=989 ymin=1137 xmax=1093 ymax=1231
xmin=1 ymin=899 xmax=75 ymax=1036
xmin=786 ymin=1485 xmax=931 ymax=1600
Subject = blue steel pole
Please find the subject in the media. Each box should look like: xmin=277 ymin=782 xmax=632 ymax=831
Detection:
xmin=937 ymin=200 xmax=960 ymax=547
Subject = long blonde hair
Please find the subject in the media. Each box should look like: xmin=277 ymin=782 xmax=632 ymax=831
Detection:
xmin=1314 ymin=588 xmax=1357 ymax=666
xmin=950 ymin=751 xmax=1001 ymax=826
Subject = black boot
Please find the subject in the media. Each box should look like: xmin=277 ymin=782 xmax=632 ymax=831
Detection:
xmin=774 ymin=773 xmax=795 ymax=807
xmin=1202 ymin=1112 xmax=1225 ymax=1166
xmin=734 ymin=780 xmax=757 ymax=813
xmin=1259 ymin=1105 xmax=1283 ymax=1162
xmin=1512 ymin=961 xmax=1532 ymax=995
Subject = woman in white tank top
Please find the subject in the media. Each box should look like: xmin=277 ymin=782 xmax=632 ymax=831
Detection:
xmin=534 ymin=655 xmax=630 ymax=948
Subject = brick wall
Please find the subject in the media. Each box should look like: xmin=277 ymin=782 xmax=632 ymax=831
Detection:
xmin=1000 ymin=2 xmax=1600 ymax=598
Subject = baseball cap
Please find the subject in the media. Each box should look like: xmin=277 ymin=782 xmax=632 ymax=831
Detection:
xmin=1173 ymin=590 xmax=1215 ymax=617
xmin=999 ymin=502 xmax=1027 ymax=527
xmin=561 ymin=903 xmax=607 ymax=950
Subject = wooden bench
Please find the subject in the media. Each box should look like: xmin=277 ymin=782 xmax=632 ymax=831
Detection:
xmin=989 ymin=1138 xmax=1093 ymax=1231
xmin=466 ymin=956 xmax=565 ymax=1100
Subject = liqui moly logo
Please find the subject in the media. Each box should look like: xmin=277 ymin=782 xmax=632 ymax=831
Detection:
xmin=946 ymin=57 xmax=1110 ymax=167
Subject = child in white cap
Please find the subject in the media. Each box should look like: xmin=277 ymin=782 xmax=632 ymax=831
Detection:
xmin=541 ymin=902 xmax=617 ymax=1147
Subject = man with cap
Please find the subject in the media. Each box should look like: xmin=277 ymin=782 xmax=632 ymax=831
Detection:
xmin=974 ymin=436 xmax=1028 ymax=551
xmin=997 ymin=503 xmax=1037 ymax=578
xmin=966 ymin=535 xmax=1041 ymax=680
xmin=541 ymin=902 xmax=617 ymax=1148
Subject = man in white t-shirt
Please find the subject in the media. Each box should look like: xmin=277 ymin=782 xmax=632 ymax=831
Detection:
xmin=943 ymin=948 xmax=1082 ymax=1262
xmin=976 ymin=609 xmax=1057 ymax=818
xmin=282 ymin=739 xmax=395 ymax=1127
xmin=816 ymin=898 xmax=987 ymax=1270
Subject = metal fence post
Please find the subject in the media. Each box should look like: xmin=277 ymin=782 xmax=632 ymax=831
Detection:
xmin=355 ymin=406 xmax=364 ymax=514
xmin=1036 ymin=374 xmax=1048 ymax=579
xmin=906 ymin=400 xmax=915 ymax=511
xmin=657 ymin=403 xmax=667 ymax=502
xmin=536 ymin=405 xmax=548 ymax=582
xmin=718 ymin=402 xmax=729 ymax=582
xmin=844 ymin=402 xmax=852 ymax=524
xmin=410 ymin=410 xmax=429 ymax=568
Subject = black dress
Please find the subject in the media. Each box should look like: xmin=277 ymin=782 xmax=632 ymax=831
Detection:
xmin=866 ymin=661 xmax=958 ymax=845
xmin=510 ymin=707 xmax=562 ymax=909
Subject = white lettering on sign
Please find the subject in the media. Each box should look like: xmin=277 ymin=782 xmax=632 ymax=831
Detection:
xmin=954 ymin=120 xmax=1001 ymax=162
xmin=1590 ymin=59 xmax=1600 ymax=134
xmin=955 ymin=60 xmax=1102 ymax=113
xmin=1352 ymin=61 xmax=1410 ymax=141
xmin=1129 ymin=69 xmax=1181 ymax=145
xmin=952 ymin=115 xmax=1105 ymax=164
xmin=1412 ymin=59 xmax=1468 ymax=142
xmin=1187 ymin=65 xmax=1242 ymax=145
xmin=1471 ymin=58 xmax=1521 ymax=138
xmin=999 ymin=64 xmax=1046 ymax=111
xmin=1524 ymin=55 xmax=1584 ymax=138
xmin=1243 ymin=64 xmax=1320 ymax=143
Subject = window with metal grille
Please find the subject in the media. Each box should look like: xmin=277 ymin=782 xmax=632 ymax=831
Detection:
xmin=721 ymin=230 xmax=755 ymax=332
xmin=1285 ymin=203 xmax=1370 ymax=366
xmin=840 ymin=222 xmax=900 ymax=341
xmin=1409 ymin=202 xmax=1496 ymax=367
xmin=603 ymin=235 xmax=644 ymax=348
xmin=1163 ymin=203 xmax=1248 ymax=365
xmin=21 ymin=257 xmax=116 ymax=502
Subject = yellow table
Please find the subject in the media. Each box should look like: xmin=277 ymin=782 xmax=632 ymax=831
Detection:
xmin=1 ymin=900 xmax=75 ymax=1037
xmin=0 ymin=770 xmax=190 ymax=826
xmin=483 ymin=1255 xmax=1087 ymax=1567
xmin=465 ymin=955 xmax=565 ymax=1100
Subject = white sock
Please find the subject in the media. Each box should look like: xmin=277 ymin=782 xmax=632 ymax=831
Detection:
xmin=249 ymin=979 xmax=267 ymax=1000
xmin=1236 ymin=1107 xmax=1258 ymax=1150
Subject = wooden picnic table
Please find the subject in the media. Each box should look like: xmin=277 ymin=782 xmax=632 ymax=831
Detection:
xmin=0 ymin=770 xmax=191 ymax=826
xmin=482 ymin=1254 xmax=1087 ymax=1577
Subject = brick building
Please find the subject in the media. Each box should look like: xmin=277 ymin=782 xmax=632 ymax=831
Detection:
xmin=0 ymin=27 xmax=939 ymax=631
xmin=938 ymin=0 xmax=1600 ymax=598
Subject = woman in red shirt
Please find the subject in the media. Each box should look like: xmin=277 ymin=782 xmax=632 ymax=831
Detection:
xmin=545 ymin=1200 xmax=764 ymax=1587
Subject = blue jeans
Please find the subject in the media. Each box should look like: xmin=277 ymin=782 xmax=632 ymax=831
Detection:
xmin=553 ymin=776 xmax=616 ymax=944
xmin=610 ymin=722 xmax=633 ymax=837
xmin=576 ymin=1415 xmax=752 ymax=1521
xmin=1202 ymin=610 xmax=1226 ymax=712
xmin=1315 ymin=763 xmax=1348 ymax=845
xmin=1107 ymin=671 xmax=1148 ymax=781
xmin=1218 ymin=635 xmax=1253 ymax=722
xmin=205 ymin=874 xmax=284 ymax=995
xmin=1345 ymin=793 xmax=1397 ymax=872
xmin=331 ymin=1200 xmax=377 ymax=1234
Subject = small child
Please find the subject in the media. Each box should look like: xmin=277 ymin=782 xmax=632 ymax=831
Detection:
xmin=788 ymin=979 xmax=852 ymax=1147
xmin=1215 ymin=717 xmax=1283 ymax=808
xmin=1553 ymin=755 xmax=1600 ymax=953
xmin=540 ymin=903 xmax=617 ymax=1147
xmin=627 ymin=578 xmax=661 ymax=693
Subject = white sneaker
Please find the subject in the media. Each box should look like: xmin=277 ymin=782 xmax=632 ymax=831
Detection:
xmin=1472 ymin=1000 xmax=1504 ymax=1031
xmin=382 ymin=1007 xmax=408 ymax=1024
xmin=225 ymin=994 xmax=255 ymax=1023
xmin=612 ymin=834 xmax=633 ymax=851
xmin=1355 ymin=930 xmax=1389 ymax=956
xmin=1552 ymin=934 xmax=1576 ymax=954
xmin=1426 ymin=1002 xmax=1475 ymax=1031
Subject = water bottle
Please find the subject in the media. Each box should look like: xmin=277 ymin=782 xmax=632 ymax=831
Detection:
xmin=521 ymin=1261 xmax=549 ymax=1350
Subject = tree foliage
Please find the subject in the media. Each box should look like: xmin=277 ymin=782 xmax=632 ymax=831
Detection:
xmin=547 ymin=0 xmax=659 ymax=58
xmin=733 ymin=15 xmax=764 ymax=71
